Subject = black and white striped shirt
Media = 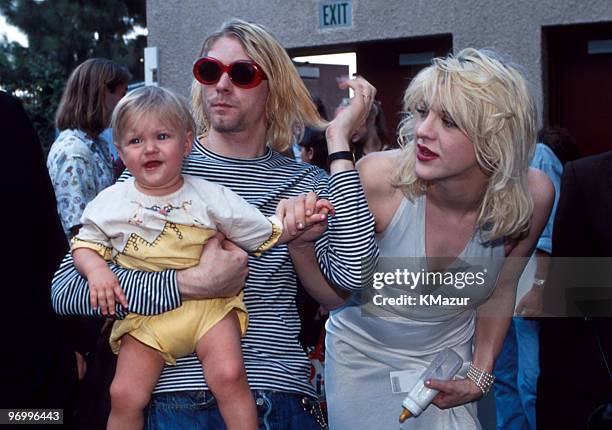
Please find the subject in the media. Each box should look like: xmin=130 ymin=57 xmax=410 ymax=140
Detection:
xmin=51 ymin=140 xmax=377 ymax=396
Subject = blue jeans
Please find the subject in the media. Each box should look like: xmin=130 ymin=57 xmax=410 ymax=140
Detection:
xmin=145 ymin=390 xmax=324 ymax=430
xmin=493 ymin=317 xmax=540 ymax=430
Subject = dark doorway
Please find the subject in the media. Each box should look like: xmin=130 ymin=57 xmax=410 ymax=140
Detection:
xmin=289 ymin=34 xmax=452 ymax=143
xmin=545 ymin=22 xmax=612 ymax=156
xmin=294 ymin=62 xmax=349 ymax=121
xmin=356 ymin=35 xmax=452 ymax=141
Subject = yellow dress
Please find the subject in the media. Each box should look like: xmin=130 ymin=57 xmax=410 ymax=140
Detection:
xmin=71 ymin=175 xmax=282 ymax=364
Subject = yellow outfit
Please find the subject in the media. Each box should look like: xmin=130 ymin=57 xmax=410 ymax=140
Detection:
xmin=71 ymin=175 xmax=282 ymax=364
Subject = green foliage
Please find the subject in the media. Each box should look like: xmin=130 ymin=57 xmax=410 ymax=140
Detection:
xmin=0 ymin=0 xmax=146 ymax=153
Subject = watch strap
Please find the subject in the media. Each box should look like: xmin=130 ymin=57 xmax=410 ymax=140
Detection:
xmin=327 ymin=150 xmax=355 ymax=164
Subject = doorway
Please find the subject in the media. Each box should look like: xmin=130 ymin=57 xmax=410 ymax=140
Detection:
xmin=289 ymin=34 xmax=452 ymax=142
xmin=544 ymin=22 xmax=612 ymax=156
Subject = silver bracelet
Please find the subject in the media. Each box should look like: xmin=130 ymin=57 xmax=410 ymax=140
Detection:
xmin=466 ymin=364 xmax=495 ymax=395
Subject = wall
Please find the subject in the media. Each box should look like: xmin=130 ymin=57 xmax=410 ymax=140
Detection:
xmin=147 ymin=0 xmax=612 ymax=123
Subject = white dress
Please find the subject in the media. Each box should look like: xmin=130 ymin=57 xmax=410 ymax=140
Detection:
xmin=325 ymin=195 xmax=505 ymax=430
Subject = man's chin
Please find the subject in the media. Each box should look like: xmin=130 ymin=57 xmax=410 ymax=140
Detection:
xmin=211 ymin=119 xmax=243 ymax=134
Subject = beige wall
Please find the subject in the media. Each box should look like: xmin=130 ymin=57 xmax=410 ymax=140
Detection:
xmin=146 ymin=0 xmax=612 ymax=123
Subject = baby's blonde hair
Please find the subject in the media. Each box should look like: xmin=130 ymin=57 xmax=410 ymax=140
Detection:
xmin=191 ymin=18 xmax=326 ymax=153
xmin=394 ymin=48 xmax=537 ymax=241
xmin=112 ymin=86 xmax=196 ymax=146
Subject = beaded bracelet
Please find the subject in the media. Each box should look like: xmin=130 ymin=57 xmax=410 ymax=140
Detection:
xmin=466 ymin=364 xmax=495 ymax=395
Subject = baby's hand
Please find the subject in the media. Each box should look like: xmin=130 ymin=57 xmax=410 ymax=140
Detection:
xmin=88 ymin=267 xmax=128 ymax=316
xmin=312 ymin=199 xmax=334 ymax=218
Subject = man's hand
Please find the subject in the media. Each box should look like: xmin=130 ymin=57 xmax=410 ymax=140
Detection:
xmin=87 ymin=267 xmax=127 ymax=316
xmin=276 ymin=192 xmax=334 ymax=245
xmin=515 ymin=284 xmax=544 ymax=317
xmin=177 ymin=233 xmax=249 ymax=299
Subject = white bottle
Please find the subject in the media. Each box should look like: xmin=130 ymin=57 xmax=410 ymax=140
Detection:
xmin=399 ymin=348 xmax=463 ymax=422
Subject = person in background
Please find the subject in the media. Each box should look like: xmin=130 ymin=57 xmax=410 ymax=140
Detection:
xmin=537 ymin=126 xmax=581 ymax=166
xmin=299 ymin=127 xmax=330 ymax=173
xmin=46 ymin=57 xmax=130 ymax=430
xmin=1 ymin=91 xmax=78 ymax=426
xmin=538 ymin=147 xmax=612 ymax=430
xmin=493 ymin=142 xmax=563 ymax=430
xmin=335 ymin=98 xmax=392 ymax=161
xmin=47 ymin=58 xmax=131 ymax=240
xmin=293 ymin=95 xmax=328 ymax=163
xmin=100 ymin=127 xmax=126 ymax=178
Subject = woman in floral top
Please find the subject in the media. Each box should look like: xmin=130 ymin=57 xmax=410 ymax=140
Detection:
xmin=47 ymin=58 xmax=131 ymax=239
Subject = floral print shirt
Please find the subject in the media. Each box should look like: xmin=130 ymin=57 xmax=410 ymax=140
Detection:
xmin=47 ymin=129 xmax=116 ymax=238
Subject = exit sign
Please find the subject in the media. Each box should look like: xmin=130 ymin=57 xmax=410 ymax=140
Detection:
xmin=319 ymin=1 xmax=352 ymax=29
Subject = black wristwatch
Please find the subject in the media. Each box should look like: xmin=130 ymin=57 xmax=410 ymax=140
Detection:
xmin=327 ymin=150 xmax=355 ymax=164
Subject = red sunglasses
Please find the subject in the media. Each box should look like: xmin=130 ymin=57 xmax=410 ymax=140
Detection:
xmin=193 ymin=56 xmax=267 ymax=89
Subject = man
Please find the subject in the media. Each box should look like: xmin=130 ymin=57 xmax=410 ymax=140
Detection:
xmin=51 ymin=19 xmax=377 ymax=429
xmin=538 ymin=150 xmax=612 ymax=429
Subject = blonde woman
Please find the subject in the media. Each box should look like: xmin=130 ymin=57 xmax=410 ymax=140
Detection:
xmin=325 ymin=49 xmax=554 ymax=429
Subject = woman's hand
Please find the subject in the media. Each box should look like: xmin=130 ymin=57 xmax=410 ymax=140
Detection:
xmin=326 ymin=76 xmax=377 ymax=154
xmin=425 ymin=378 xmax=483 ymax=409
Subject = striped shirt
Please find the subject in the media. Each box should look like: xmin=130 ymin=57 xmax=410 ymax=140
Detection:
xmin=51 ymin=139 xmax=377 ymax=396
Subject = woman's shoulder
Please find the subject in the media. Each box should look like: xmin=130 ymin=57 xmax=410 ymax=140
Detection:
xmin=357 ymin=149 xmax=400 ymax=194
xmin=49 ymin=129 xmax=94 ymax=158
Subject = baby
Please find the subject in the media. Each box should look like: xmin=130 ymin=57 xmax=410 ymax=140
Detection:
xmin=71 ymin=86 xmax=331 ymax=430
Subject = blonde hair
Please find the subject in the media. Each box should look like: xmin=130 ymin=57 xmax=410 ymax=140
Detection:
xmin=56 ymin=58 xmax=131 ymax=137
xmin=394 ymin=48 xmax=537 ymax=240
xmin=111 ymin=86 xmax=196 ymax=146
xmin=190 ymin=18 xmax=326 ymax=153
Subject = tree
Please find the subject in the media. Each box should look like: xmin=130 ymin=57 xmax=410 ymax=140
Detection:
xmin=0 ymin=0 xmax=146 ymax=152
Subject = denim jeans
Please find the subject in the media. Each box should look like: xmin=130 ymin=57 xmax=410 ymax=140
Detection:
xmin=145 ymin=390 xmax=324 ymax=430
xmin=493 ymin=317 xmax=540 ymax=430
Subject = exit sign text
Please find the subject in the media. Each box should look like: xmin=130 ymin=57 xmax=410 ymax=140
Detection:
xmin=319 ymin=1 xmax=353 ymax=29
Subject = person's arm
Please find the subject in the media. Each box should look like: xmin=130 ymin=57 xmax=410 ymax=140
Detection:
xmin=428 ymin=168 xmax=554 ymax=408
xmin=516 ymin=154 xmax=563 ymax=316
xmin=51 ymin=255 xmax=180 ymax=317
xmin=206 ymin=182 xmax=284 ymax=254
xmin=287 ymin=150 xmax=400 ymax=307
xmin=325 ymin=77 xmax=376 ymax=175
xmin=289 ymin=238 xmax=350 ymax=309
xmin=515 ymin=249 xmax=549 ymax=317
xmin=285 ymin=169 xmax=377 ymax=298
xmin=52 ymin=234 xmax=249 ymax=317
xmin=285 ymin=78 xmax=378 ymax=301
